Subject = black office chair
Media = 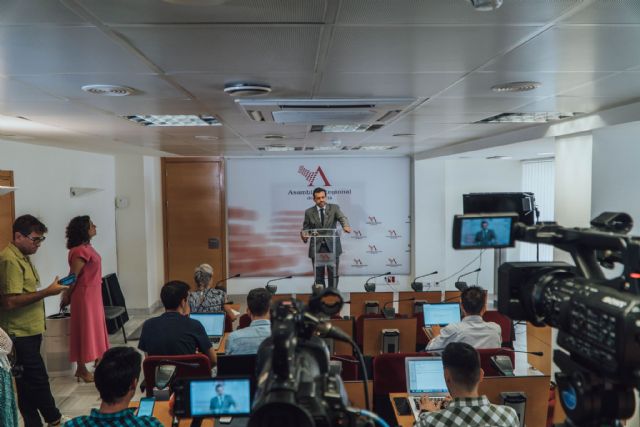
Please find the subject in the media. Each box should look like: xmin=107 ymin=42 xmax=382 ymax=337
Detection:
xmin=102 ymin=277 xmax=127 ymax=343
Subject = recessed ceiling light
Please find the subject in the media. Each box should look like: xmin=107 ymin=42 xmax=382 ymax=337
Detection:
xmin=306 ymin=146 xmax=341 ymax=151
xmin=261 ymin=145 xmax=294 ymax=152
xmin=537 ymin=152 xmax=554 ymax=156
xmin=491 ymin=81 xmax=541 ymax=93
xmin=392 ymin=133 xmax=415 ymax=137
xmin=194 ymin=135 xmax=219 ymax=141
xmin=82 ymin=84 xmax=137 ymax=96
xmin=224 ymin=83 xmax=272 ymax=97
xmin=357 ymin=145 xmax=397 ymax=151
xmin=476 ymin=112 xmax=582 ymax=123
xmin=124 ymin=115 xmax=221 ymax=127
xmin=263 ymin=134 xmax=285 ymax=140
xmin=486 ymin=155 xmax=512 ymax=160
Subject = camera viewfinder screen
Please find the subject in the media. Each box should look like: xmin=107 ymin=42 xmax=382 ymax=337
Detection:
xmin=190 ymin=379 xmax=251 ymax=417
xmin=459 ymin=216 xmax=513 ymax=248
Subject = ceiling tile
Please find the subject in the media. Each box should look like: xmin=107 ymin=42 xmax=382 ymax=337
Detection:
xmin=77 ymin=0 xmax=327 ymax=24
xmin=115 ymin=26 xmax=322 ymax=73
xmin=0 ymin=0 xmax=86 ymax=25
xmin=485 ymin=26 xmax=640 ymax=72
xmin=414 ymin=97 xmax=538 ymax=116
xmin=515 ymin=96 xmax=627 ymax=114
xmin=560 ymin=72 xmax=640 ymax=100
xmin=325 ymin=26 xmax=543 ymax=73
xmin=0 ymin=77 xmax=61 ymax=101
xmin=563 ymin=0 xmax=640 ymax=24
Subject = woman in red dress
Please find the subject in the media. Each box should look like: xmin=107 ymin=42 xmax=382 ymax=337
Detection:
xmin=60 ymin=216 xmax=109 ymax=383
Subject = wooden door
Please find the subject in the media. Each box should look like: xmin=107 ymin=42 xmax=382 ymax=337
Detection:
xmin=0 ymin=171 xmax=15 ymax=249
xmin=162 ymin=158 xmax=226 ymax=288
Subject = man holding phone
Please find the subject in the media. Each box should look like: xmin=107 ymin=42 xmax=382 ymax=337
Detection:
xmin=0 ymin=215 xmax=67 ymax=427
xmin=65 ymin=346 xmax=162 ymax=426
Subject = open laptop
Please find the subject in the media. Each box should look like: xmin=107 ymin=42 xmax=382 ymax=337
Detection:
xmin=405 ymin=357 xmax=449 ymax=420
xmin=190 ymin=312 xmax=225 ymax=350
xmin=423 ymin=303 xmax=461 ymax=326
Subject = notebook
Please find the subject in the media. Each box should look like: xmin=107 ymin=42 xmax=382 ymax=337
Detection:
xmin=190 ymin=312 xmax=225 ymax=350
xmin=405 ymin=357 xmax=449 ymax=420
xmin=422 ymin=303 xmax=461 ymax=326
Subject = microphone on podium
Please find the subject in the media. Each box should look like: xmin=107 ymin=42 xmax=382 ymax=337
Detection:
xmin=266 ymin=275 xmax=292 ymax=295
xmin=215 ymin=273 xmax=240 ymax=290
xmin=382 ymin=297 xmax=415 ymax=318
xmin=410 ymin=270 xmax=438 ymax=292
xmin=454 ymin=268 xmax=481 ymax=291
xmin=364 ymin=272 xmax=391 ymax=292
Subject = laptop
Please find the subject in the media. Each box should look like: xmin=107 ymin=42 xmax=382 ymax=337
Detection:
xmin=423 ymin=303 xmax=461 ymax=326
xmin=190 ymin=312 xmax=225 ymax=350
xmin=405 ymin=357 xmax=449 ymax=420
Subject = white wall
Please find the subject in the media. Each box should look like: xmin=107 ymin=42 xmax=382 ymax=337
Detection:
xmin=115 ymin=155 xmax=164 ymax=311
xmin=0 ymin=139 xmax=116 ymax=315
xmin=414 ymin=158 xmax=522 ymax=293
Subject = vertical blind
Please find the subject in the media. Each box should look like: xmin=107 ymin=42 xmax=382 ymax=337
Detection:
xmin=520 ymin=159 xmax=555 ymax=261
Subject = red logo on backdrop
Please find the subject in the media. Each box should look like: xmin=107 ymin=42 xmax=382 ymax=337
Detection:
xmin=298 ymin=165 xmax=331 ymax=187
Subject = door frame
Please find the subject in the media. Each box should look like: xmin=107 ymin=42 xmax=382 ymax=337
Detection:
xmin=161 ymin=157 xmax=227 ymax=283
xmin=0 ymin=170 xmax=15 ymax=249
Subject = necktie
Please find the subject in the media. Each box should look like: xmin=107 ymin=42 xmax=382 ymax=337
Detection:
xmin=320 ymin=208 xmax=325 ymax=225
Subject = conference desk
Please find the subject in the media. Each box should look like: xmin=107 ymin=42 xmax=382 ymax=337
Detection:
xmin=349 ymin=292 xmax=394 ymax=317
xmin=215 ymin=333 xmax=228 ymax=354
xmin=362 ymin=318 xmax=417 ymax=356
xmin=329 ymin=318 xmax=354 ymax=355
xmin=397 ymin=291 xmax=442 ymax=316
xmin=390 ymin=374 xmax=551 ymax=427
xmin=130 ymin=400 xmax=249 ymax=427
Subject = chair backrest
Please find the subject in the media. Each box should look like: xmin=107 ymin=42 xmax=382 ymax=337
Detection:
xmin=142 ymin=354 xmax=211 ymax=397
xmin=415 ymin=312 xmax=428 ymax=348
xmin=477 ymin=347 xmax=515 ymax=377
xmin=217 ymin=354 xmax=257 ymax=378
xmin=331 ymin=355 xmax=359 ymax=381
xmin=238 ymin=313 xmax=251 ymax=329
xmin=482 ymin=310 xmax=513 ymax=348
xmin=224 ymin=314 xmax=234 ymax=333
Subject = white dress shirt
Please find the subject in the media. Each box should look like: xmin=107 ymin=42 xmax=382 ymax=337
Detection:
xmin=426 ymin=315 xmax=502 ymax=352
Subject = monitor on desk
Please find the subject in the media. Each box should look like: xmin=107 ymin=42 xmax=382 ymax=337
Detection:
xmin=423 ymin=303 xmax=461 ymax=326
xmin=190 ymin=312 xmax=225 ymax=338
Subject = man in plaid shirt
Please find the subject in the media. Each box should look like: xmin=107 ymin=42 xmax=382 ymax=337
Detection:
xmin=65 ymin=347 xmax=162 ymax=427
xmin=416 ymin=342 xmax=519 ymax=427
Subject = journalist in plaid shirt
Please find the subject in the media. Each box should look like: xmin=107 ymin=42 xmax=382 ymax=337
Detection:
xmin=65 ymin=347 xmax=162 ymax=427
xmin=415 ymin=342 xmax=519 ymax=427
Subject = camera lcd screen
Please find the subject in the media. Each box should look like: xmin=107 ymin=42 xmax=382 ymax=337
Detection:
xmin=189 ymin=378 xmax=251 ymax=417
xmin=453 ymin=214 xmax=517 ymax=249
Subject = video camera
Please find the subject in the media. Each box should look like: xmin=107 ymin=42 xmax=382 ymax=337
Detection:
xmin=452 ymin=211 xmax=640 ymax=426
xmin=248 ymin=288 xmax=380 ymax=427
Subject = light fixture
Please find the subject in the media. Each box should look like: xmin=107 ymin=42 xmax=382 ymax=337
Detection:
xmin=194 ymin=135 xmax=219 ymax=141
xmin=224 ymin=82 xmax=272 ymax=97
xmin=261 ymin=145 xmax=295 ymax=152
xmin=358 ymin=145 xmax=397 ymax=151
xmin=476 ymin=112 xmax=582 ymax=124
xmin=263 ymin=134 xmax=286 ymax=140
xmin=537 ymin=152 xmax=554 ymax=156
xmin=469 ymin=0 xmax=503 ymax=11
xmin=392 ymin=133 xmax=415 ymax=137
xmin=486 ymin=155 xmax=512 ymax=160
xmin=124 ymin=115 xmax=221 ymax=127
xmin=491 ymin=81 xmax=541 ymax=93
xmin=81 ymin=85 xmax=136 ymax=96
xmin=305 ymin=146 xmax=341 ymax=151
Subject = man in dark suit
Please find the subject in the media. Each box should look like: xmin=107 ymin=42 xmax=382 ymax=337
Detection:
xmin=301 ymin=187 xmax=351 ymax=288
xmin=209 ymin=383 xmax=236 ymax=413
xmin=474 ymin=221 xmax=497 ymax=246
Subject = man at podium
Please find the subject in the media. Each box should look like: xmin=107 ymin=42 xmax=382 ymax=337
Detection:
xmin=301 ymin=187 xmax=351 ymax=288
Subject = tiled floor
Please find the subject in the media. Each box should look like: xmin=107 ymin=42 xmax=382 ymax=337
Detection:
xmin=16 ymin=296 xmax=532 ymax=426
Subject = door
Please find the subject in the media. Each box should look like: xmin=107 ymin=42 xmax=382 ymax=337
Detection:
xmin=163 ymin=158 xmax=226 ymax=288
xmin=0 ymin=171 xmax=15 ymax=249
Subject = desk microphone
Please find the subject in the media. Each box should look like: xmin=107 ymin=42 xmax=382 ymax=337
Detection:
xmin=265 ymin=275 xmax=292 ymax=294
xmin=411 ymin=270 xmax=438 ymax=292
xmin=364 ymin=271 xmax=391 ymax=292
xmin=215 ymin=273 xmax=240 ymax=290
xmin=454 ymin=268 xmax=481 ymax=291
xmin=382 ymin=297 xmax=415 ymax=318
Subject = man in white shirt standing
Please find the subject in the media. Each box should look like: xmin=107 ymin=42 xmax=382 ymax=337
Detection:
xmin=426 ymin=286 xmax=501 ymax=352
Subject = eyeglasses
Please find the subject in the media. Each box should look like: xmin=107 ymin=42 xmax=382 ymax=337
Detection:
xmin=22 ymin=234 xmax=46 ymax=244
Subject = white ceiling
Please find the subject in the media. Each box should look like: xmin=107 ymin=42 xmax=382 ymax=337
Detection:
xmin=0 ymin=0 xmax=639 ymax=157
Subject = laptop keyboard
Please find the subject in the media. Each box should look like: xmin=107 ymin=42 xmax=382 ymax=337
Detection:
xmin=212 ymin=337 xmax=221 ymax=344
xmin=411 ymin=396 xmax=447 ymax=411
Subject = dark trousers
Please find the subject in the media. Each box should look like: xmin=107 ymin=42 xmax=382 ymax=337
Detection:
xmin=13 ymin=334 xmax=61 ymax=427
xmin=314 ymin=257 xmax=339 ymax=288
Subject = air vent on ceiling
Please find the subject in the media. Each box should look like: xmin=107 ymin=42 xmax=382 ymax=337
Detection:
xmin=476 ymin=112 xmax=582 ymax=124
xmin=82 ymin=85 xmax=136 ymax=96
xmin=237 ymin=98 xmax=415 ymax=131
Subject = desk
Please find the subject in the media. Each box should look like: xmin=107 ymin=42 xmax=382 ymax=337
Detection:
xmin=390 ymin=375 xmax=551 ymax=427
xmin=329 ymin=318 xmax=354 ymax=355
xmin=349 ymin=292 xmax=393 ymax=317
xmin=443 ymin=291 xmax=461 ymax=302
xmin=216 ymin=333 xmax=228 ymax=354
xmin=397 ymin=292 xmax=442 ymax=316
xmin=362 ymin=318 xmax=416 ymax=356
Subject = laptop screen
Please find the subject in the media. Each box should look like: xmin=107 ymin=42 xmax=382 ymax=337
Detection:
xmin=406 ymin=358 xmax=448 ymax=394
xmin=190 ymin=313 xmax=225 ymax=337
xmin=189 ymin=378 xmax=252 ymax=417
xmin=423 ymin=303 xmax=461 ymax=326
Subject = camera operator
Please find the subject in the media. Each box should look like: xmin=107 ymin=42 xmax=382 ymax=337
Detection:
xmin=416 ymin=342 xmax=519 ymax=427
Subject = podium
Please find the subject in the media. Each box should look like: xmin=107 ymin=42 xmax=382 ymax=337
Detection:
xmin=303 ymin=228 xmax=341 ymax=287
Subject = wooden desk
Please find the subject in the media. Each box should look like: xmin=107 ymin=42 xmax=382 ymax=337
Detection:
xmin=294 ymin=293 xmax=311 ymax=305
xmin=271 ymin=293 xmax=293 ymax=304
xmin=443 ymin=291 xmax=461 ymax=302
xmin=349 ymin=292 xmax=393 ymax=317
xmin=390 ymin=375 xmax=551 ymax=427
xmin=343 ymin=380 xmax=373 ymax=409
xmin=398 ymin=291 xmax=442 ymax=316
xmin=329 ymin=318 xmax=354 ymax=355
xmin=216 ymin=333 xmax=228 ymax=354
xmin=130 ymin=401 xmax=216 ymax=426
xmin=362 ymin=318 xmax=416 ymax=356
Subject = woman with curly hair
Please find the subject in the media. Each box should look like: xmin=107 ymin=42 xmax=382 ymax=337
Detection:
xmin=60 ymin=216 xmax=109 ymax=383
xmin=189 ymin=264 xmax=237 ymax=321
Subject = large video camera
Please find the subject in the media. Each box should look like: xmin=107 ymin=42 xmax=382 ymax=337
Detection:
xmin=453 ymin=211 xmax=640 ymax=426
xmin=248 ymin=288 xmax=378 ymax=427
